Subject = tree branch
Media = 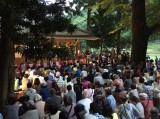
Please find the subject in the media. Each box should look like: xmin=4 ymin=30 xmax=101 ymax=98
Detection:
xmin=148 ymin=23 xmax=160 ymax=35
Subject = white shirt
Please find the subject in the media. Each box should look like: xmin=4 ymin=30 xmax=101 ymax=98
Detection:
xmin=24 ymin=88 xmax=37 ymax=101
xmin=38 ymin=76 xmax=45 ymax=84
xmin=94 ymin=74 xmax=104 ymax=85
xmin=78 ymin=98 xmax=92 ymax=114
xmin=55 ymin=76 xmax=65 ymax=92
xmin=84 ymin=89 xmax=94 ymax=102
xmin=81 ymin=70 xmax=88 ymax=79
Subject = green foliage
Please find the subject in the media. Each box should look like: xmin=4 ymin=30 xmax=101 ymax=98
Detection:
xmin=146 ymin=0 xmax=160 ymax=27
xmin=88 ymin=8 xmax=117 ymax=49
xmin=1 ymin=0 xmax=77 ymax=61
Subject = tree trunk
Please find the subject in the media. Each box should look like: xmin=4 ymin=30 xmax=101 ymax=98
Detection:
xmin=131 ymin=0 xmax=148 ymax=66
xmin=0 ymin=16 xmax=10 ymax=112
xmin=8 ymin=40 xmax=15 ymax=97
xmin=0 ymin=9 xmax=15 ymax=112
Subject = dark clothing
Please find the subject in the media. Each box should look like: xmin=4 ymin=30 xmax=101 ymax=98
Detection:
xmin=40 ymin=86 xmax=50 ymax=101
xmin=124 ymin=79 xmax=132 ymax=91
xmin=45 ymin=94 xmax=62 ymax=112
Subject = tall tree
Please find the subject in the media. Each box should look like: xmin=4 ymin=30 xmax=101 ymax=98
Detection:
xmin=131 ymin=0 xmax=160 ymax=65
xmin=95 ymin=0 xmax=160 ymax=65
xmin=0 ymin=0 xmax=75 ymax=112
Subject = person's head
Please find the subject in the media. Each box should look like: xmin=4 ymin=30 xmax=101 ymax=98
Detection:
xmin=90 ymin=103 xmax=99 ymax=114
xmin=23 ymin=74 xmax=29 ymax=78
xmin=105 ymin=89 xmax=112 ymax=96
xmin=103 ymin=105 xmax=113 ymax=118
xmin=67 ymin=85 xmax=72 ymax=91
xmin=45 ymin=70 xmax=49 ymax=76
xmin=52 ymin=81 xmax=58 ymax=88
xmin=8 ymin=96 xmax=17 ymax=105
xmin=121 ymin=95 xmax=129 ymax=103
xmin=33 ymin=94 xmax=42 ymax=103
xmin=82 ymin=91 xmax=88 ymax=99
xmin=139 ymin=77 xmax=145 ymax=83
xmin=67 ymin=77 xmax=71 ymax=82
xmin=131 ymin=84 xmax=136 ymax=90
xmin=83 ymin=77 xmax=88 ymax=82
xmin=50 ymin=88 xmax=56 ymax=95
xmin=63 ymin=95 xmax=72 ymax=106
xmin=18 ymin=95 xmax=29 ymax=104
xmin=48 ymin=103 xmax=59 ymax=115
xmin=23 ymin=101 xmax=35 ymax=112
xmin=27 ymin=82 xmax=32 ymax=88
xmin=44 ymin=77 xmax=49 ymax=82
xmin=139 ymin=93 xmax=148 ymax=101
xmin=59 ymin=110 xmax=69 ymax=119
xmin=74 ymin=104 xmax=86 ymax=119
xmin=126 ymin=73 xmax=130 ymax=79
xmin=130 ymin=96 xmax=140 ymax=104
xmin=33 ymin=71 xmax=37 ymax=75
xmin=34 ymin=78 xmax=40 ymax=85
xmin=150 ymin=107 xmax=159 ymax=119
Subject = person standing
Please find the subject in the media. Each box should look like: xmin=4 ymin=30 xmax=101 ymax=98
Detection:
xmin=152 ymin=76 xmax=160 ymax=112
xmin=139 ymin=93 xmax=153 ymax=119
xmin=33 ymin=94 xmax=45 ymax=119
xmin=130 ymin=96 xmax=145 ymax=119
xmin=64 ymin=85 xmax=76 ymax=104
xmin=77 ymin=91 xmax=91 ymax=114
xmin=118 ymin=95 xmax=140 ymax=119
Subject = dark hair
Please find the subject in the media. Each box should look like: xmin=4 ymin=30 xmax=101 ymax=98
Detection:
xmin=64 ymin=95 xmax=72 ymax=106
xmin=90 ymin=102 xmax=99 ymax=114
xmin=27 ymin=82 xmax=32 ymax=88
xmin=67 ymin=85 xmax=72 ymax=91
xmin=59 ymin=110 xmax=69 ymax=119
xmin=44 ymin=77 xmax=49 ymax=82
xmin=67 ymin=77 xmax=71 ymax=82
xmin=105 ymin=89 xmax=112 ymax=96
xmin=139 ymin=77 xmax=144 ymax=83
xmin=121 ymin=95 xmax=128 ymax=103
xmin=83 ymin=77 xmax=88 ymax=81
xmin=126 ymin=73 xmax=130 ymax=79
xmin=34 ymin=78 xmax=40 ymax=85
xmin=103 ymin=105 xmax=113 ymax=118
xmin=48 ymin=103 xmax=59 ymax=115
xmin=130 ymin=96 xmax=140 ymax=103
xmin=8 ymin=96 xmax=17 ymax=105
xmin=23 ymin=101 xmax=35 ymax=112
xmin=50 ymin=88 xmax=56 ymax=95
xmin=131 ymin=84 xmax=136 ymax=89
xmin=23 ymin=74 xmax=29 ymax=78
xmin=102 ymin=72 xmax=109 ymax=79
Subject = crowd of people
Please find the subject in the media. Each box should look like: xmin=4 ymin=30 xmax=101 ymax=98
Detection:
xmin=1 ymin=52 xmax=160 ymax=119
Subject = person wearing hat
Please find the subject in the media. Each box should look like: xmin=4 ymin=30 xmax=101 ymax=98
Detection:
xmin=33 ymin=94 xmax=45 ymax=119
xmin=40 ymin=82 xmax=50 ymax=101
xmin=74 ymin=104 xmax=97 ymax=119
xmin=139 ymin=93 xmax=153 ymax=119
